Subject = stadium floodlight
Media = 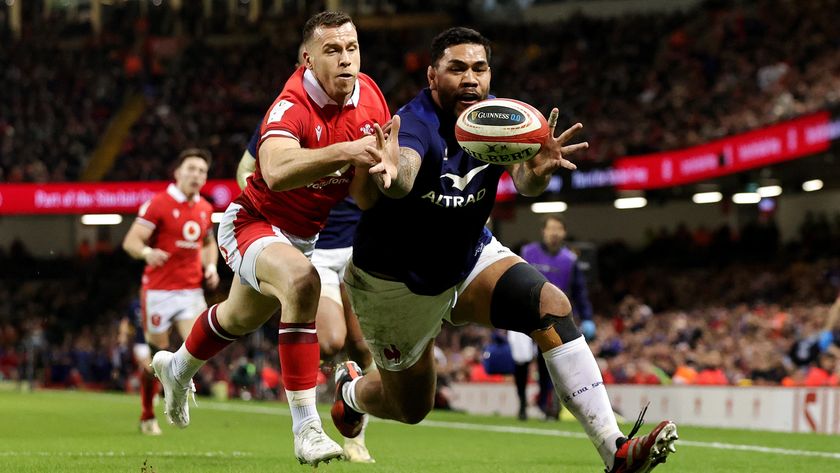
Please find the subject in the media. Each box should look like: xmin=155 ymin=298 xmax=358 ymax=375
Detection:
xmin=692 ymin=191 xmax=723 ymax=204
xmin=732 ymin=192 xmax=761 ymax=204
xmin=757 ymin=185 xmax=782 ymax=198
xmin=530 ymin=201 xmax=567 ymax=213
xmin=614 ymin=197 xmax=647 ymax=209
xmin=211 ymin=212 xmax=224 ymax=223
xmin=80 ymin=214 xmax=123 ymax=225
xmin=802 ymin=179 xmax=823 ymax=192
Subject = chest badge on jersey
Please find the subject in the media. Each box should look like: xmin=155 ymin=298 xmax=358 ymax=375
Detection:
xmin=441 ymin=164 xmax=490 ymax=191
xmin=173 ymin=209 xmax=180 ymax=219
xmin=359 ymin=122 xmax=374 ymax=136
xmin=316 ymin=125 xmax=323 ymax=141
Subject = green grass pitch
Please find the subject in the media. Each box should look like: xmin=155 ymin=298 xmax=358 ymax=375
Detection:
xmin=1 ymin=388 xmax=838 ymax=472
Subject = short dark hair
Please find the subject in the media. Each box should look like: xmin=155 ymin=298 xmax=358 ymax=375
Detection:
xmin=542 ymin=215 xmax=566 ymax=229
xmin=430 ymin=27 xmax=491 ymax=67
xmin=303 ymin=11 xmax=353 ymax=44
xmin=176 ymin=148 xmax=212 ymax=169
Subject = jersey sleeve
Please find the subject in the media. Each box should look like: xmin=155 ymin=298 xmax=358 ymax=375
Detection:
xmin=136 ymin=197 xmax=162 ymax=229
xmin=398 ymin=111 xmax=431 ymax=159
xmin=259 ymin=94 xmax=309 ymax=148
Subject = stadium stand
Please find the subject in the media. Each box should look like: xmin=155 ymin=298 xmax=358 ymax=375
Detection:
xmin=2 ymin=0 xmax=839 ymax=182
xmin=2 ymin=217 xmax=839 ymax=390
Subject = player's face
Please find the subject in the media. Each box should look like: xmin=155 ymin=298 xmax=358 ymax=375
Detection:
xmin=304 ymin=23 xmax=360 ymax=104
xmin=174 ymin=156 xmax=208 ymax=197
xmin=542 ymin=219 xmax=566 ymax=249
xmin=428 ymin=43 xmax=491 ymax=117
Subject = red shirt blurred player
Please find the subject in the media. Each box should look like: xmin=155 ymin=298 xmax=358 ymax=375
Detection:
xmin=150 ymin=11 xmax=399 ymax=466
xmin=121 ymin=148 xmax=219 ymax=435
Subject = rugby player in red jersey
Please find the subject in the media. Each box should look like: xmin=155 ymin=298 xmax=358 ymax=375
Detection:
xmin=150 ymin=11 xmax=396 ymax=466
xmin=122 ymin=148 xmax=219 ymax=436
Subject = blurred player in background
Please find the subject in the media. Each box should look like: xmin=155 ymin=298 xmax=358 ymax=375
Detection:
xmin=122 ymin=148 xmax=219 ymax=435
xmin=238 ymin=124 xmax=376 ymax=462
xmin=151 ymin=11 xmax=395 ymax=466
xmin=332 ymin=27 xmax=678 ymax=472
xmin=520 ymin=215 xmax=596 ymax=420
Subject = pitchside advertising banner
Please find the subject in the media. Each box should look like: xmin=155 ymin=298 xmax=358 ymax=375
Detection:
xmin=0 ymin=178 xmax=520 ymax=215
xmin=2 ymin=109 xmax=837 ymax=213
xmin=450 ymin=383 xmax=840 ymax=434
xmin=571 ymin=110 xmax=840 ymax=190
xmin=0 ymin=180 xmax=241 ymax=215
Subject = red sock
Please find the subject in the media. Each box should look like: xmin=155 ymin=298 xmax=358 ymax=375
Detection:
xmin=140 ymin=369 xmax=159 ymax=421
xmin=278 ymin=322 xmax=319 ymax=391
xmin=185 ymin=304 xmax=239 ymax=360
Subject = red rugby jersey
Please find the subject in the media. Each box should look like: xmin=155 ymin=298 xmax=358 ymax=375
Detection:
xmin=239 ymin=67 xmax=389 ymax=237
xmin=136 ymin=184 xmax=213 ymax=290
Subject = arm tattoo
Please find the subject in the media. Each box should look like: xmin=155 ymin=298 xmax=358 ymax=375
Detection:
xmin=380 ymin=148 xmax=421 ymax=198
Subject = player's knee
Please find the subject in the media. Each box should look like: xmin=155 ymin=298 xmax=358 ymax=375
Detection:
xmin=319 ymin=333 xmax=345 ymax=357
xmin=541 ymin=284 xmax=572 ymax=319
xmin=398 ymin=399 xmax=433 ymax=425
xmin=284 ymin=265 xmax=321 ymax=312
xmin=490 ymin=263 xmax=576 ymax=341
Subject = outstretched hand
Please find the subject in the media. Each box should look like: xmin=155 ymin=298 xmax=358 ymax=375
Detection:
xmin=526 ymin=108 xmax=589 ymax=177
xmin=366 ymin=115 xmax=401 ymax=189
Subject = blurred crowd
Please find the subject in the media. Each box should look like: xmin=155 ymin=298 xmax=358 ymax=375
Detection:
xmin=2 ymin=0 xmax=840 ymax=182
xmin=2 ymin=214 xmax=840 ymax=395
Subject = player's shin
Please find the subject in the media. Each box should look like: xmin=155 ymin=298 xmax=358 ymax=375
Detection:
xmin=279 ymin=321 xmax=322 ymax=434
xmin=139 ymin=368 xmax=159 ymax=420
xmin=539 ymin=323 xmax=623 ymax=469
xmin=173 ymin=304 xmax=240 ymax=382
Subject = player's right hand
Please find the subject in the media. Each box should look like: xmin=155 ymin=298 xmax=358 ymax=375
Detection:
xmin=144 ymin=248 xmax=170 ymax=267
xmin=344 ymin=134 xmax=378 ymax=168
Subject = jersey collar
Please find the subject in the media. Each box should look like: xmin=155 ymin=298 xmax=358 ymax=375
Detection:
xmin=303 ymin=68 xmax=360 ymax=109
xmin=167 ymin=183 xmax=199 ymax=203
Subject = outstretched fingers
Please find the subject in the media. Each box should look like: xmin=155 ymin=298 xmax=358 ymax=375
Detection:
xmin=547 ymin=108 xmax=559 ymax=135
xmin=561 ymin=141 xmax=589 ymax=156
xmin=556 ymin=122 xmax=583 ymax=145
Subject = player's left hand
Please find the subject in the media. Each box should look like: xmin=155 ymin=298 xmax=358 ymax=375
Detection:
xmin=204 ymin=264 xmax=220 ymax=290
xmin=526 ymin=108 xmax=588 ymax=177
xmin=366 ymin=114 xmax=401 ymax=189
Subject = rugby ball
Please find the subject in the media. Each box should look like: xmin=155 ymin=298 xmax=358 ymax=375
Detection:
xmin=455 ymin=98 xmax=549 ymax=164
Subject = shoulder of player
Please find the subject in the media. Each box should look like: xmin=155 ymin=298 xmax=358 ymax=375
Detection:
xmin=147 ymin=190 xmax=174 ymax=208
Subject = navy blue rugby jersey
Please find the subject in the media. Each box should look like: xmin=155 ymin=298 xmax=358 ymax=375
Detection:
xmin=247 ymin=124 xmax=260 ymax=156
xmin=353 ymin=89 xmax=504 ymax=296
xmin=247 ymin=123 xmax=360 ymax=249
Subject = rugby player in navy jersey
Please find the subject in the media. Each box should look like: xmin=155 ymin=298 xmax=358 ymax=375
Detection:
xmin=238 ymin=126 xmax=375 ymax=462
xmin=333 ymin=27 xmax=678 ymax=473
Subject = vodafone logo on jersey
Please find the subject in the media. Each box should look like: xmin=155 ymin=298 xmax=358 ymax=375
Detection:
xmin=177 ymin=220 xmax=202 ymax=249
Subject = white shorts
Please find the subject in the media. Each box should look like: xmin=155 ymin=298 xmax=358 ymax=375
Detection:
xmin=311 ymin=246 xmax=352 ymax=305
xmin=344 ymin=236 xmax=515 ymax=371
xmin=141 ymin=288 xmax=207 ymax=335
xmin=217 ymin=202 xmax=317 ymax=293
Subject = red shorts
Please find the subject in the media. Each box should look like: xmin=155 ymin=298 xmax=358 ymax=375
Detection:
xmin=217 ymin=202 xmax=317 ymax=293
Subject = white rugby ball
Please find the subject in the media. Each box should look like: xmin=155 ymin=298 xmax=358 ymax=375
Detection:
xmin=455 ymin=98 xmax=549 ymax=164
